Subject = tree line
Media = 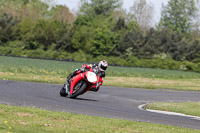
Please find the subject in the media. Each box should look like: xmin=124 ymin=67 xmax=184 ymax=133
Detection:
xmin=0 ymin=0 xmax=200 ymax=72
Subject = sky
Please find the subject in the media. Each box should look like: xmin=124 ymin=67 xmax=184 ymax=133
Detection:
xmin=53 ymin=0 xmax=169 ymax=24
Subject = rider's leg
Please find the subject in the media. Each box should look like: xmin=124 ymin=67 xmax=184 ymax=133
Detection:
xmin=65 ymin=70 xmax=79 ymax=94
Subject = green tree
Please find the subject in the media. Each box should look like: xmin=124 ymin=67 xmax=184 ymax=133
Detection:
xmin=79 ymin=0 xmax=122 ymax=17
xmin=50 ymin=5 xmax=75 ymax=24
xmin=128 ymin=0 xmax=154 ymax=30
xmin=90 ymin=20 xmax=118 ymax=56
xmin=72 ymin=16 xmax=118 ymax=56
xmin=15 ymin=19 xmax=71 ymax=50
xmin=0 ymin=14 xmax=19 ymax=43
xmin=117 ymin=23 xmax=144 ymax=57
xmin=0 ymin=0 xmax=49 ymax=20
xmin=159 ymin=0 xmax=199 ymax=33
xmin=145 ymin=28 xmax=200 ymax=61
xmin=72 ymin=0 xmax=123 ymax=56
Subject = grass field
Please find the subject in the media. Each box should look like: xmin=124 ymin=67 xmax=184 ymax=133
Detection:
xmin=1 ymin=56 xmax=200 ymax=79
xmin=0 ymin=56 xmax=200 ymax=90
xmin=146 ymin=102 xmax=200 ymax=117
xmin=0 ymin=104 xmax=200 ymax=133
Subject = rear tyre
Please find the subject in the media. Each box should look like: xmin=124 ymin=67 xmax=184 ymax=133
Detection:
xmin=70 ymin=81 xmax=88 ymax=99
xmin=60 ymin=86 xmax=68 ymax=97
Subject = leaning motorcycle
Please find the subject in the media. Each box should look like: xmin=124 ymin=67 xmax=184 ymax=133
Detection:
xmin=60 ymin=67 xmax=103 ymax=98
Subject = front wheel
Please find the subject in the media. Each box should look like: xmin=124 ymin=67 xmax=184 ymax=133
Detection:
xmin=70 ymin=81 xmax=88 ymax=99
xmin=60 ymin=86 xmax=68 ymax=97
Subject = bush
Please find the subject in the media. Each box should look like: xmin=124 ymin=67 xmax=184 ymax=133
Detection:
xmin=67 ymin=50 xmax=92 ymax=62
xmin=24 ymin=49 xmax=46 ymax=58
xmin=0 ymin=46 xmax=11 ymax=55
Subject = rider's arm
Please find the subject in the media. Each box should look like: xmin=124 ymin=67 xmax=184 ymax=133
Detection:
xmin=94 ymin=77 xmax=104 ymax=92
xmin=82 ymin=64 xmax=98 ymax=69
xmin=101 ymin=72 xmax=105 ymax=78
xmin=98 ymin=76 xmax=104 ymax=85
xmin=94 ymin=81 xmax=103 ymax=92
xmin=82 ymin=64 xmax=92 ymax=70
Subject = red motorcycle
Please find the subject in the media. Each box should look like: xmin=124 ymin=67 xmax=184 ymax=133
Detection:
xmin=60 ymin=67 xmax=103 ymax=98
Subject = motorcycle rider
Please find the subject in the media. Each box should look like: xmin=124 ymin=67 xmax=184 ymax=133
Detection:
xmin=64 ymin=60 xmax=108 ymax=94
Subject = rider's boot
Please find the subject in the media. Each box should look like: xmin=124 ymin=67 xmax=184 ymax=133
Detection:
xmin=65 ymin=70 xmax=82 ymax=95
xmin=65 ymin=71 xmax=78 ymax=95
xmin=65 ymin=81 xmax=70 ymax=95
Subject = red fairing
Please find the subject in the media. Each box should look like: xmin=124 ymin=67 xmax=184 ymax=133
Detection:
xmin=69 ymin=67 xmax=104 ymax=95
xmin=70 ymin=73 xmax=84 ymax=94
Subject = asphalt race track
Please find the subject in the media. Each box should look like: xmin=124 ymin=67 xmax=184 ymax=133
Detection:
xmin=0 ymin=80 xmax=200 ymax=129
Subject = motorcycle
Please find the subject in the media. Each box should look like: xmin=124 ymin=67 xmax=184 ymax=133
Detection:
xmin=60 ymin=67 xmax=103 ymax=98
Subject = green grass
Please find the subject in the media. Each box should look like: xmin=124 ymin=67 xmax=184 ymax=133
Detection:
xmin=0 ymin=56 xmax=200 ymax=91
xmin=1 ymin=56 xmax=200 ymax=79
xmin=146 ymin=102 xmax=200 ymax=117
xmin=0 ymin=56 xmax=82 ymax=77
xmin=109 ymin=66 xmax=200 ymax=79
xmin=0 ymin=104 xmax=200 ymax=133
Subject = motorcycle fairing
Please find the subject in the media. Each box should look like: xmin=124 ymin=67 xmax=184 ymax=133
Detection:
xmin=70 ymin=73 xmax=84 ymax=95
xmin=69 ymin=70 xmax=104 ymax=95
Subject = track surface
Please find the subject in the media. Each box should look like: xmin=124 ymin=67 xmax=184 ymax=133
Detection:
xmin=0 ymin=80 xmax=200 ymax=129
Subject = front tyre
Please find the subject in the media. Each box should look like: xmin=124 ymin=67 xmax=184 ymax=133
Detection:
xmin=70 ymin=81 xmax=88 ymax=99
xmin=60 ymin=86 xmax=68 ymax=97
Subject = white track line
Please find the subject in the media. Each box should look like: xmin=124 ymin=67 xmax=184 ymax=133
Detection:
xmin=138 ymin=104 xmax=200 ymax=121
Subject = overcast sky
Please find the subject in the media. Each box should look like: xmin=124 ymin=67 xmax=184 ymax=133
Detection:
xmin=53 ymin=0 xmax=169 ymax=24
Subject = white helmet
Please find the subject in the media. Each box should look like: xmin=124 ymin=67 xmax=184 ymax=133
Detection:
xmin=98 ymin=60 xmax=108 ymax=71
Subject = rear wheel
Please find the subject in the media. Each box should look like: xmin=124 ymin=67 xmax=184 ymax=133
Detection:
xmin=70 ymin=81 xmax=88 ymax=99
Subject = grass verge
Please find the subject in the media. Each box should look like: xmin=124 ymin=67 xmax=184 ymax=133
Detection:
xmin=145 ymin=102 xmax=200 ymax=117
xmin=0 ymin=104 xmax=200 ymax=133
xmin=0 ymin=72 xmax=200 ymax=91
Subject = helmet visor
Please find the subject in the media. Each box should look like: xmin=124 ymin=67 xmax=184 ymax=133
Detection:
xmin=100 ymin=64 xmax=107 ymax=71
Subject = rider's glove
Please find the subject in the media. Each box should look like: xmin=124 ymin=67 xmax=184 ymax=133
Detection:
xmin=65 ymin=81 xmax=69 ymax=87
xmin=96 ymin=83 xmax=100 ymax=88
xmin=75 ymin=69 xmax=79 ymax=72
xmin=80 ymin=68 xmax=85 ymax=72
